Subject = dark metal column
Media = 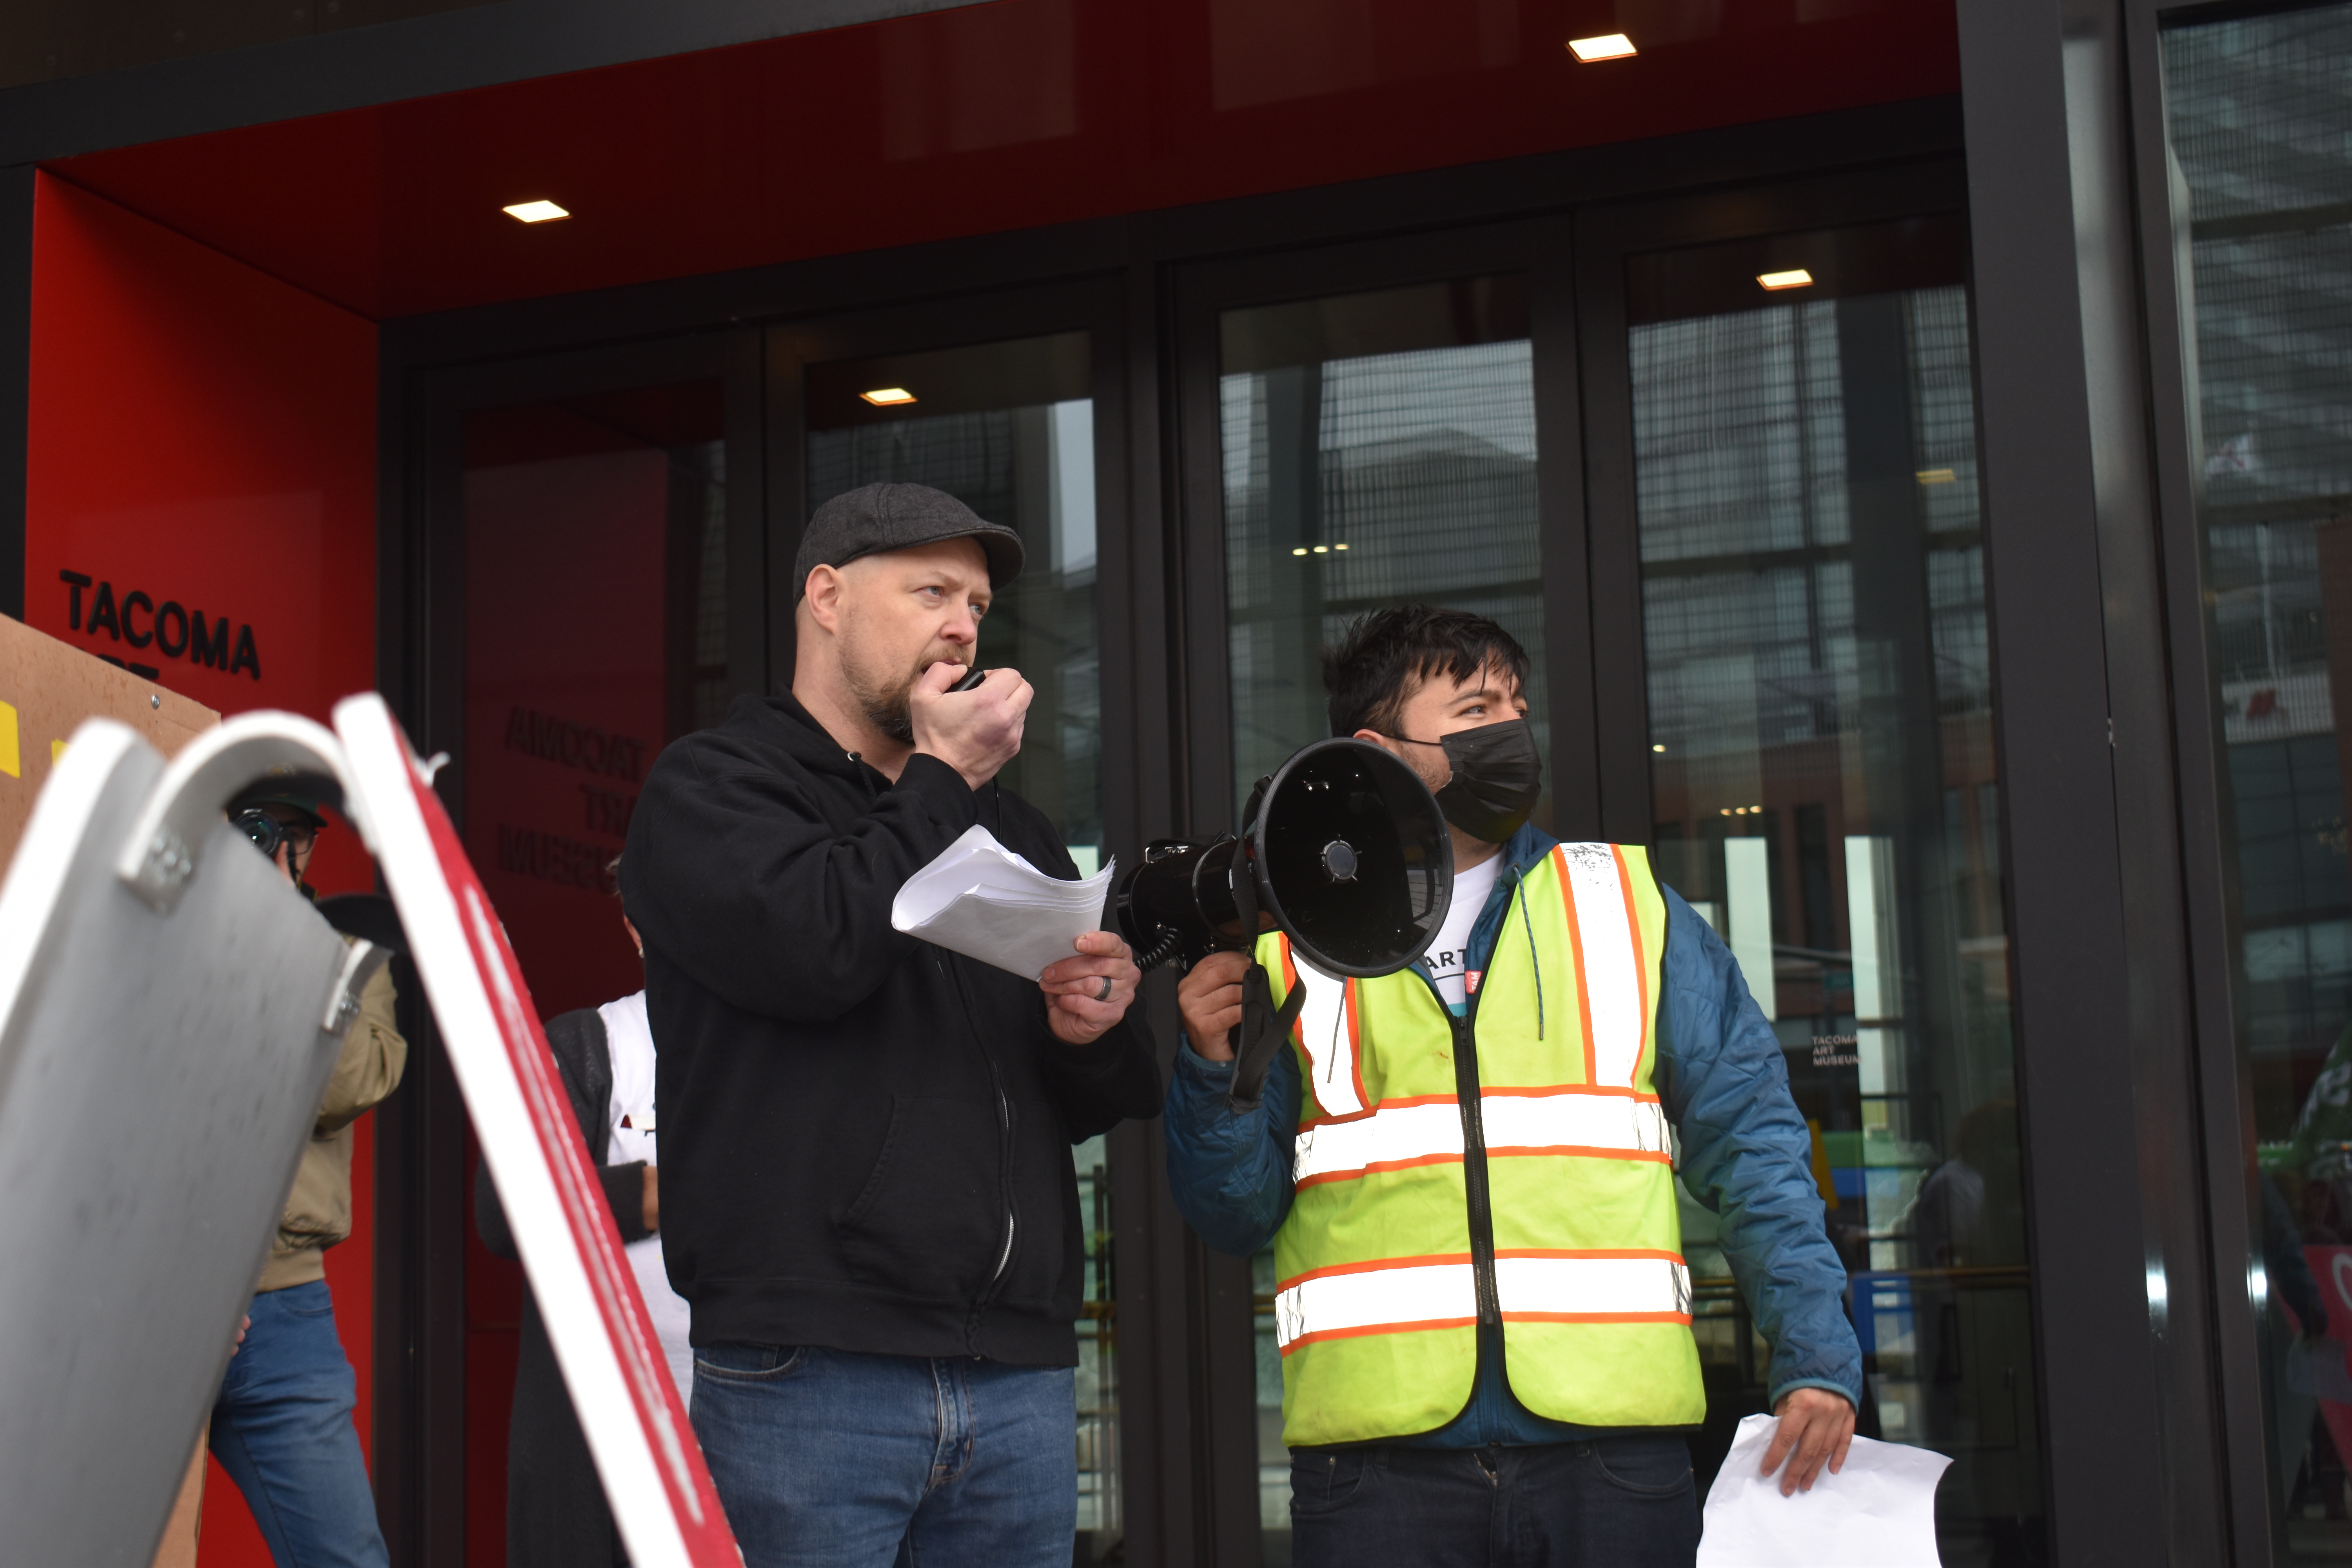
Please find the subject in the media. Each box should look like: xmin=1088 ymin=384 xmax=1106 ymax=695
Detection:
xmin=1959 ymin=0 xmax=2229 ymax=1563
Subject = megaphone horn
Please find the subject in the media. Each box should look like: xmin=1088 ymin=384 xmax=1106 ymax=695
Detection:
xmin=1116 ymin=737 xmax=1454 ymax=981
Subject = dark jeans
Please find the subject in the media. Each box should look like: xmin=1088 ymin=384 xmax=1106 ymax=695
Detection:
xmin=1290 ymin=1435 xmax=1700 ymax=1568
xmin=210 ymin=1279 xmax=389 ymax=1568
xmin=691 ymin=1343 xmax=1076 ymax=1568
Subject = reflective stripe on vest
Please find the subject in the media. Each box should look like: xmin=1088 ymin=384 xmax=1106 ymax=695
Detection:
xmin=1292 ymin=1089 xmax=1670 ymax=1189
xmin=1555 ymin=841 xmax=1653 ymax=1088
xmin=1274 ymin=1250 xmax=1695 ymax=1354
xmin=1281 ymin=940 xmax=1367 ymax=1117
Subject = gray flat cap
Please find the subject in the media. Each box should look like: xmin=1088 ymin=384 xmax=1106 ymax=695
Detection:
xmin=795 ymin=482 xmax=1024 ymax=596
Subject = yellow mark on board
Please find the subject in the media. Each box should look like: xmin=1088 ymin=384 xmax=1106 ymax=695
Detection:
xmin=51 ymin=739 xmax=66 ymax=766
xmin=0 ymin=702 xmax=16 ymax=777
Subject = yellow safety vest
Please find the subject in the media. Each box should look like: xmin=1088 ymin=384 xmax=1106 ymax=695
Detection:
xmin=1263 ymin=841 xmax=1704 ymax=1447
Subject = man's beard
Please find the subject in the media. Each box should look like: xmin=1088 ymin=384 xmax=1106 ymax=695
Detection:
xmin=843 ymin=646 xmax=938 ymax=744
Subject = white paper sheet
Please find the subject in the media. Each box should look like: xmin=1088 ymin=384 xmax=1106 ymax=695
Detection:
xmin=1696 ymin=1414 xmax=1951 ymax=1568
xmin=890 ymin=824 xmax=1117 ymax=981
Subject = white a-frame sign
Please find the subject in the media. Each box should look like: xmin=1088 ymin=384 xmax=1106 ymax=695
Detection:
xmin=0 ymin=693 xmax=739 ymax=1567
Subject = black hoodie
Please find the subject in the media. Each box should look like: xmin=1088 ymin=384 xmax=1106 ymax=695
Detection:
xmin=619 ymin=693 xmax=1161 ymax=1366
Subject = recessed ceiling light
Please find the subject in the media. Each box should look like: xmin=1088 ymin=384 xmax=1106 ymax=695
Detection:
xmin=1291 ymin=547 xmax=1309 ymax=557
xmin=1757 ymin=269 xmax=1815 ymax=290
xmin=1916 ymin=468 xmax=1957 ymax=485
xmin=1312 ymin=544 xmax=1330 ymax=554
xmin=860 ymin=387 xmax=917 ymax=407
xmin=1652 ymin=743 xmax=1666 ymax=753
xmin=503 ymin=200 xmax=569 ymax=223
xmin=1333 ymin=542 xmax=1349 ymax=550
xmin=1568 ymin=33 xmax=1637 ymax=61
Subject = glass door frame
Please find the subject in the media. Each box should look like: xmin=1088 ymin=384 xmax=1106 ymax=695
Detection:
xmin=375 ymin=327 xmax=764 ymax=1564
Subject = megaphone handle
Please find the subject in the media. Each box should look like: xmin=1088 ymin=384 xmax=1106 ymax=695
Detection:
xmin=1227 ymin=963 xmax=1308 ymax=1113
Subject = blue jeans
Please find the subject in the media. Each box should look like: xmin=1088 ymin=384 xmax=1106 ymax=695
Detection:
xmin=1291 ymin=1435 xmax=1700 ymax=1568
xmin=692 ymin=1343 xmax=1076 ymax=1568
xmin=210 ymin=1279 xmax=389 ymax=1568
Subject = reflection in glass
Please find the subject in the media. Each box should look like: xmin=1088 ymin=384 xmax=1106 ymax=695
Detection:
xmin=2164 ymin=9 xmax=2352 ymax=1556
xmin=1220 ymin=277 xmax=1541 ymax=818
xmin=458 ymin=379 xmax=730 ymax=1551
xmin=1628 ymin=231 xmax=2040 ymax=1565
xmin=1218 ymin=276 xmax=1535 ymax=1566
xmin=463 ymin=381 xmax=728 ymax=1020
xmin=804 ymin=333 xmax=1118 ymax=1558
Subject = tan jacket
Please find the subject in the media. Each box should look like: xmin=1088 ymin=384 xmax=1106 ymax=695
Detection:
xmin=258 ymin=958 xmax=407 ymax=1293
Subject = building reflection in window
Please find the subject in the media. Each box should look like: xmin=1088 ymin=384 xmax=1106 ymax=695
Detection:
xmin=1626 ymin=219 xmax=2044 ymax=1564
xmin=2164 ymin=7 xmax=2352 ymax=1554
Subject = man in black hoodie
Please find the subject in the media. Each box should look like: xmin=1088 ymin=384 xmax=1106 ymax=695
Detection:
xmin=621 ymin=482 xmax=1161 ymax=1568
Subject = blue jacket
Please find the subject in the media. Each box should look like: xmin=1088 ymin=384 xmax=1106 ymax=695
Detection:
xmin=1164 ymin=822 xmax=1863 ymax=1446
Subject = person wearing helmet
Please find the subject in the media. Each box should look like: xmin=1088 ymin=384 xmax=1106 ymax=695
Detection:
xmin=208 ymin=776 xmax=407 ymax=1568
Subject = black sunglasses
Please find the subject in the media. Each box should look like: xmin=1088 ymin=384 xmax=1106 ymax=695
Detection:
xmin=232 ymin=809 xmax=318 ymax=860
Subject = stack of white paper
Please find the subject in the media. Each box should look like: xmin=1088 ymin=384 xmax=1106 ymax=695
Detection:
xmin=1697 ymin=1414 xmax=1951 ymax=1567
xmin=890 ymin=825 xmax=1117 ymax=982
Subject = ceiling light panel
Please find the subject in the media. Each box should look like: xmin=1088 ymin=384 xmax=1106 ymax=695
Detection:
xmin=1568 ymin=34 xmax=1637 ymax=61
xmin=502 ymin=200 xmax=570 ymax=223
xmin=860 ymin=388 xmax=918 ymax=407
xmin=1757 ymin=269 xmax=1815 ymax=290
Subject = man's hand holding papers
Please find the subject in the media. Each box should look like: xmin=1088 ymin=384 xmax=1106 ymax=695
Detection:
xmin=891 ymin=825 xmax=1139 ymax=1044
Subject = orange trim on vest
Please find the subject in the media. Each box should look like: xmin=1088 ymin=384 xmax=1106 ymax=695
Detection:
xmin=1555 ymin=845 xmax=1601 ymax=1086
xmin=1281 ymin=1316 xmax=1481 ymax=1354
xmin=1612 ymin=844 xmax=1651 ymax=1089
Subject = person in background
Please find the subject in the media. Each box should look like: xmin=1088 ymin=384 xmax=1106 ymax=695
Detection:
xmin=1163 ymin=605 xmax=1860 ymax=1568
xmin=622 ymin=482 xmax=1162 ymax=1568
xmin=475 ymin=855 xmax=693 ymax=1568
xmin=211 ymin=779 xmax=407 ymax=1568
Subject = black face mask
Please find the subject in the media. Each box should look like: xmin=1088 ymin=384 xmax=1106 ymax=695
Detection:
xmin=1396 ymin=719 xmax=1543 ymax=843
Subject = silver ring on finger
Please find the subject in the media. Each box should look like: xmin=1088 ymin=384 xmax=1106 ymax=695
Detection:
xmin=1097 ymin=975 xmax=1114 ymax=1003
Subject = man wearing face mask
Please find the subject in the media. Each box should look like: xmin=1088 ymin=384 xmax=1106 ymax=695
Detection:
xmin=1163 ymin=604 xmax=1860 ymax=1568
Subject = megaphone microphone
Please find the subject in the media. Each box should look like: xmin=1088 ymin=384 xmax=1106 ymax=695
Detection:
xmin=1117 ymin=738 xmax=1454 ymax=1107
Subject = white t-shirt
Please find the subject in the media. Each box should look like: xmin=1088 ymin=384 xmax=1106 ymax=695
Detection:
xmin=1425 ymin=853 xmax=1503 ymax=1014
xmin=599 ymin=990 xmax=695 ymax=1410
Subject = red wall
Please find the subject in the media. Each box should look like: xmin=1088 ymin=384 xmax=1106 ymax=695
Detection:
xmin=24 ymin=172 xmax=380 ymax=1568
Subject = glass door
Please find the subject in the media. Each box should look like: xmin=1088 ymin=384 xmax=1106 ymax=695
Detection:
xmin=2161 ymin=8 xmax=2352 ymax=1558
xmin=797 ymin=326 xmax=1123 ymax=1561
xmin=1588 ymin=208 xmax=2043 ymax=1565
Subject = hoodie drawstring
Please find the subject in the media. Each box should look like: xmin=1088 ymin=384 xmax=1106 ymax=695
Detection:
xmin=1512 ymin=865 xmax=1544 ymax=1042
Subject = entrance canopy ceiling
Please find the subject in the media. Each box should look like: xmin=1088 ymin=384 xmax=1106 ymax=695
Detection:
xmin=37 ymin=0 xmax=1958 ymax=321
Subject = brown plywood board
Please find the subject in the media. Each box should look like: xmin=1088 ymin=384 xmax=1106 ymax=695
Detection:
xmin=0 ymin=614 xmax=218 ymax=872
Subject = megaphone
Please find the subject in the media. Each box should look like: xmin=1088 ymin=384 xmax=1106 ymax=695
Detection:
xmin=1116 ymin=737 xmax=1454 ymax=979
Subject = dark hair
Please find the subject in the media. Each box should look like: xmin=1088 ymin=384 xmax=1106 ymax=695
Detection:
xmin=1323 ymin=604 xmax=1532 ymax=738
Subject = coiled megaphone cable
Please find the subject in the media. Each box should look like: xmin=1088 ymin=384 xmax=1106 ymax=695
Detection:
xmin=1132 ymin=927 xmax=1185 ymax=973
